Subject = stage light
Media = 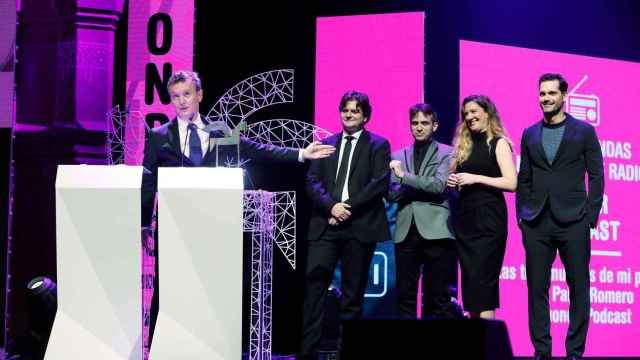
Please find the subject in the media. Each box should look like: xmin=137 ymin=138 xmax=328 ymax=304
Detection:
xmin=7 ymin=277 xmax=57 ymax=360
xmin=26 ymin=276 xmax=57 ymax=337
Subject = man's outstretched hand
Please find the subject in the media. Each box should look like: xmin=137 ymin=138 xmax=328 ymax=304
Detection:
xmin=303 ymin=141 xmax=336 ymax=160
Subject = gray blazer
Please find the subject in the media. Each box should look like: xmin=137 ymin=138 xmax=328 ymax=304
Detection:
xmin=388 ymin=141 xmax=455 ymax=243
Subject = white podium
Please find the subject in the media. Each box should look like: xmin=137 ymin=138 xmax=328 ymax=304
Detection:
xmin=149 ymin=167 xmax=244 ymax=359
xmin=47 ymin=165 xmax=143 ymax=359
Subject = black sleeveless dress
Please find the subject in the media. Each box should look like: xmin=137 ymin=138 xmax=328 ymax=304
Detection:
xmin=454 ymin=132 xmax=507 ymax=313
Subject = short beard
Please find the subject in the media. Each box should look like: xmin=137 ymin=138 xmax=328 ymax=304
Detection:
xmin=543 ymin=104 xmax=563 ymax=118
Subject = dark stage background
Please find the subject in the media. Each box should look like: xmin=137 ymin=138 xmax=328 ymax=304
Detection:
xmin=4 ymin=0 xmax=640 ymax=356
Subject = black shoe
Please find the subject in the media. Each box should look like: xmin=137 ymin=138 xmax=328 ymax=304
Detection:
xmin=534 ymin=355 xmax=551 ymax=360
xmin=317 ymin=350 xmax=339 ymax=360
xmin=566 ymin=356 xmax=580 ymax=360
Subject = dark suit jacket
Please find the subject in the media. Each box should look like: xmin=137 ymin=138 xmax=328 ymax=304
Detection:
xmin=141 ymin=116 xmax=299 ymax=227
xmin=516 ymin=114 xmax=604 ymax=225
xmin=306 ymin=129 xmax=391 ymax=244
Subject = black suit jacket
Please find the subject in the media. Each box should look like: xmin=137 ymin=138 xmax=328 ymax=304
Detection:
xmin=141 ymin=116 xmax=299 ymax=227
xmin=306 ymin=130 xmax=391 ymax=243
xmin=516 ymin=114 xmax=604 ymax=225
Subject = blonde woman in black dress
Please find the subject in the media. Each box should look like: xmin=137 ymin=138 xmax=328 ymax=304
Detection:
xmin=447 ymin=95 xmax=517 ymax=319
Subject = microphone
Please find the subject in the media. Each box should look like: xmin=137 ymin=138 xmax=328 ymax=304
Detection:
xmin=181 ymin=125 xmax=190 ymax=167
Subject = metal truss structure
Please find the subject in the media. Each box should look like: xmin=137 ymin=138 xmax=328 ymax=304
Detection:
xmin=243 ymin=190 xmax=296 ymax=360
xmin=270 ymin=191 xmax=297 ymax=270
xmin=206 ymin=69 xmax=294 ymax=129
xmin=245 ymin=119 xmax=332 ymax=271
xmin=106 ymin=105 xmax=147 ymax=165
xmin=241 ymin=119 xmax=332 ymax=359
xmin=246 ymin=118 xmax=333 ymax=149
xmin=204 ymin=69 xmax=334 ymax=360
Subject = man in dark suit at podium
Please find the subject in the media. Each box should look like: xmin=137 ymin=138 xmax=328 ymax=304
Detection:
xmin=299 ymin=91 xmax=391 ymax=359
xmin=141 ymin=70 xmax=335 ymax=345
xmin=517 ymin=73 xmax=604 ymax=360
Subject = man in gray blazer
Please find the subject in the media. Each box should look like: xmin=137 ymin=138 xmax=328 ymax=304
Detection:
xmin=388 ymin=103 xmax=457 ymax=318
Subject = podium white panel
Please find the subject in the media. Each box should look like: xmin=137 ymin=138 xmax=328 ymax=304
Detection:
xmin=48 ymin=165 xmax=143 ymax=360
xmin=150 ymin=167 xmax=243 ymax=360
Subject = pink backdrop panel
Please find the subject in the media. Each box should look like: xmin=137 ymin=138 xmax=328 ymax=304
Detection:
xmin=124 ymin=1 xmax=194 ymax=165
xmin=314 ymin=12 xmax=424 ymax=151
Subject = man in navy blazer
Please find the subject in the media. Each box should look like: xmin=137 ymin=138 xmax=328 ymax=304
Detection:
xmin=299 ymin=91 xmax=390 ymax=359
xmin=516 ymin=73 xmax=604 ymax=360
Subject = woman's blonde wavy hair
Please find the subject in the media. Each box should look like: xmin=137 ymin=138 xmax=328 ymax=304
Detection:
xmin=451 ymin=95 xmax=511 ymax=168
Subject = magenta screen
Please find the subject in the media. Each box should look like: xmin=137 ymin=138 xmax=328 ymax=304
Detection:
xmin=461 ymin=40 xmax=640 ymax=357
xmin=314 ymin=12 xmax=424 ymax=151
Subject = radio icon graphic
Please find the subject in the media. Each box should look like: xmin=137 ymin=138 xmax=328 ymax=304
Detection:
xmin=566 ymin=75 xmax=600 ymax=127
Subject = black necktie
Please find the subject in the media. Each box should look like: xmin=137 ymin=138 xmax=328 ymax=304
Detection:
xmin=188 ymin=123 xmax=202 ymax=166
xmin=333 ymin=135 xmax=355 ymax=201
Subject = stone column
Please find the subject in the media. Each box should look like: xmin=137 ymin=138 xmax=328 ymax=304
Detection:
xmin=18 ymin=0 xmax=124 ymax=131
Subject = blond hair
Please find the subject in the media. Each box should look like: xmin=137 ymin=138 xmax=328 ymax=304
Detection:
xmin=451 ymin=95 xmax=511 ymax=169
xmin=167 ymin=70 xmax=202 ymax=91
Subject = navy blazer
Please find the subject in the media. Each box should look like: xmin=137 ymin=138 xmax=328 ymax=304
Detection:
xmin=516 ymin=114 xmax=604 ymax=226
xmin=141 ymin=116 xmax=299 ymax=227
xmin=306 ymin=129 xmax=391 ymax=244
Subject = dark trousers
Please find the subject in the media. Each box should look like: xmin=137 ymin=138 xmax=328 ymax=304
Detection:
xmin=299 ymin=225 xmax=376 ymax=359
xmin=395 ymin=224 xmax=456 ymax=318
xmin=521 ymin=207 xmax=591 ymax=358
